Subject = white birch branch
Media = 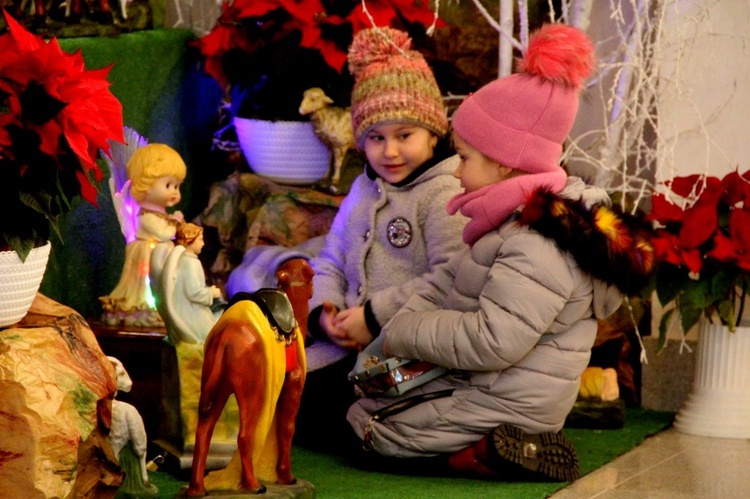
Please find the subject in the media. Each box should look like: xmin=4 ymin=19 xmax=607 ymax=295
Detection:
xmin=499 ymin=0 xmax=515 ymax=77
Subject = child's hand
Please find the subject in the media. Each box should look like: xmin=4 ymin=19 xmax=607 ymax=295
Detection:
xmin=334 ymin=306 xmax=373 ymax=349
xmin=320 ymin=301 xmax=358 ymax=350
xmin=210 ymin=286 xmax=222 ymax=299
xmin=171 ymin=210 xmax=185 ymax=223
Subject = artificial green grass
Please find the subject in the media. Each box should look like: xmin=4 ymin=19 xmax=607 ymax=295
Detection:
xmin=149 ymin=408 xmax=674 ymax=498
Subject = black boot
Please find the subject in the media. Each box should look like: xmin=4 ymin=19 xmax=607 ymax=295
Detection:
xmin=489 ymin=424 xmax=579 ymax=482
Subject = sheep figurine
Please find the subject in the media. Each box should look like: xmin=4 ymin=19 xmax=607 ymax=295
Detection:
xmin=107 ymin=356 xmax=158 ymax=497
xmin=299 ymin=87 xmax=354 ymax=186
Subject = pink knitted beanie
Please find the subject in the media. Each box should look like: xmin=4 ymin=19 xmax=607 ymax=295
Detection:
xmin=451 ymin=24 xmax=595 ymax=174
xmin=348 ymin=27 xmax=448 ymax=146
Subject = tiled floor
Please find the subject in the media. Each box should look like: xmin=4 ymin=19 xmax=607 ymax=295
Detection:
xmin=551 ymin=427 xmax=750 ymax=498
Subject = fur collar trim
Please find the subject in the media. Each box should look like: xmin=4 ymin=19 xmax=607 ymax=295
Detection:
xmin=517 ymin=188 xmax=655 ymax=295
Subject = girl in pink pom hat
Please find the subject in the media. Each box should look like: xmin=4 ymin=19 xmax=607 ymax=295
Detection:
xmin=347 ymin=24 xmax=655 ymax=481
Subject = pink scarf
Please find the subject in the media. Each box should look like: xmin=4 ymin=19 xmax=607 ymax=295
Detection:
xmin=447 ymin=170 xmax=568 ymax=245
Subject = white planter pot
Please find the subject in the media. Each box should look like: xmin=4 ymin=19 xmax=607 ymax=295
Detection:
xmin=674 ymin=321 xmax=750 ymax=438
xmin=234 ymin=117 xmax=331 ymax=186
xmin=0 ymin=242 xmax=51 ymax=328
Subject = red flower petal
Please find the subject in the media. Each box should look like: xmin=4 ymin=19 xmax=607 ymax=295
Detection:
xmin=737 ymin=253 xmax=750 ymax=272
xmin=1 ymin=10 xmax=123 ymax=209
xmin=346 ymin=1 xmax=444 ymax=34
xmin=666 ymin=174 xmax=701 ymax=197
xmin=730 ymin=209 xmax=750 ymax=253
xmin=721 ymin=171 xmax=745 ymax=206
xmin=679 ymin=197 xmax=719 ymax=248
xmin=3 ymin=9 xmax=41 ymax=51
xmin=652 ymin=231 xmax=683 ymax=265
xmin=682 ymin=248 xmax=703 ymax=273
xmin=648 ymin=193 xmax=684 ymax=223
xmin=706 ymin=231 xmax=736 ymax=262
xmin=309 ymin=37 xmax=348 ymax=73
xmin=668 ymin=174 xmax=720 ymax=198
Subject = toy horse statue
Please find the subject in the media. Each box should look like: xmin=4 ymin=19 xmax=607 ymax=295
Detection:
xmin=187 ymin=259 xmax=313 ymax=496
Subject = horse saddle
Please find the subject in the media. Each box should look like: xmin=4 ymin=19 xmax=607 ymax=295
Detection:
xmin=228 ymin=289 xmax=297 ymax=337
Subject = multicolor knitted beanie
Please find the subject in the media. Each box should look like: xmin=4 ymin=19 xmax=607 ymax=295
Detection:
xmin=348 ymin=27 xmax=448 ymax=146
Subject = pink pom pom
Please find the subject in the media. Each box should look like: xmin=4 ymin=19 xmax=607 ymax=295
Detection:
xmin=348 ymin=27 xmax=412 ymax=78
xmin=518 ymin=24 xmax=595 ymax=90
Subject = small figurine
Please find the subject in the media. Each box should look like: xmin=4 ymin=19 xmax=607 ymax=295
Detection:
xmin=153 ymin=222 xmax=224 ymax=345
xmin=566 ymin=366 xmax=626 ymax=430
xmin=579 ymin=366 xmax=620 ymax=402
xmin=187 ymin=261 xmax=313 ymax=496
xmin=100 ymin=143 xmax=186 ymax=327
xmin=107 ymin=356 xmax=158 ymax=498
xmin=299 ymin=87 xmax=354 ymax=186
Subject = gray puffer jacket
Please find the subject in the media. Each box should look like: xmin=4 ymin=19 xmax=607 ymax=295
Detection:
xmin=347 ymin=178 xmax=652 ymax=457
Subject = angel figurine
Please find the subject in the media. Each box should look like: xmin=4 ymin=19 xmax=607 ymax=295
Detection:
xmin=153 ymin=222 xmax=224 ymax=344
xmin=100 ymin=139 xmax=186 ymax=327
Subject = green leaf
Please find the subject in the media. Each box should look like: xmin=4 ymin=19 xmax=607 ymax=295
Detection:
xmin=679 ymin=302 xmax=703 ymax=335
xmin=5 ymin=235 xmax=34 ymax=262
xmin=655 ymin=266 xmax=687 ymax=306
xmin=20 ymin=191 xmax=54 ymax=219
xmin=711 ymin=267 xmax=737 ymax=301
xmin=48 ymin=216 xmax=64 ymax=244
xmin=682 ymin=278 xmax=712 ymax=309
xmin=716 ymin=299 xmax=736 ymax=330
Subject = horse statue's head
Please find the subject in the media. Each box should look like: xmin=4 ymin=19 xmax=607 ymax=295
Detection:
xmin=276 ymin=258 xmax=314 ymax=342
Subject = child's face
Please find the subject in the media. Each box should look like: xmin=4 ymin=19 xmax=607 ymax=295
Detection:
xmin=452 ymin=134 xmax=514 ymax=193
xmin=362 ymin=123 xmax=438 ymax=184
xmin=143 ymin=175 xmax=182 ymax=209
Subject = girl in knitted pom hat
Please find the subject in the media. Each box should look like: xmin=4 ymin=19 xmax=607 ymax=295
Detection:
xmin=294 ymin=26 xmax=467 ymax=447
xmin=347 ymin=24 xmax=655 ymax=481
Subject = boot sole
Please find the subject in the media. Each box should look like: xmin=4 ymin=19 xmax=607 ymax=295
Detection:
xmin=490 ymin=424 xmax=580 ymax=482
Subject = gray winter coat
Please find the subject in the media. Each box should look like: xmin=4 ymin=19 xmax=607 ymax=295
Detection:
xmin=310 ymin=155 xmax=467 ymax=327
xmin=347 ymin=178 xmax=626 ymax=457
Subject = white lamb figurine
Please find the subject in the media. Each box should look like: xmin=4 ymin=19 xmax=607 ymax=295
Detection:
xmin=299 ymin=87 xmax=354 ymax=186
xmin=108 ymin=356 xmax=152 ymax=491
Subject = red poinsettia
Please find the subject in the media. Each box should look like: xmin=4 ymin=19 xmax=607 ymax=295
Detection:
xmin=192 ymin=0 xmax=446 ymax=117
xmin=0 ymin=10 xmax=124 ymax=260
xmin=649 ymin=169 xmax=750 ymax=340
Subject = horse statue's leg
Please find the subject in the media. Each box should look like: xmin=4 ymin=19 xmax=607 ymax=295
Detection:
xmin=274 ymin=356 xmax=305 ymax=484
xmin=187 ymin=381 xmax=233 ymax=496
xmin=224 ymin=322 xmax=268 ymax=494
xmin=187 ymin=329 xmax=233 ymax=496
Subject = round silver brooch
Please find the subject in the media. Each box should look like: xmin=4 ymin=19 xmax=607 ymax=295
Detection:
xmin=387 ymin=217 xmax=412 ymax=248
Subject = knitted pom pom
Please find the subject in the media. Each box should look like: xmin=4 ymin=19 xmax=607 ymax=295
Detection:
xmin=348 ymin=27 xmax=413 ymax=78
xmin=518 ymin=24 xmax=595 ymax=90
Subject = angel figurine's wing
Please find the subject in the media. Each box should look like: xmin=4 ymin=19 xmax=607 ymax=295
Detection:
xmin=103 ymin=127 xmax=149 ymax=243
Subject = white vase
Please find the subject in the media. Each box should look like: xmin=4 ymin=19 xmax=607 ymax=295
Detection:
xmin=0 ymin=242 xmax=51 ymax=328
xmin=234 ymin=117 xmax=331 ymax=186
xmin=674 ymin=321 xmax=750 ymax=438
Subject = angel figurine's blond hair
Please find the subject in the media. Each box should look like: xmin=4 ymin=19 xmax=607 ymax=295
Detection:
xmin=127 ymin=144 xmax=187 ymax=202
